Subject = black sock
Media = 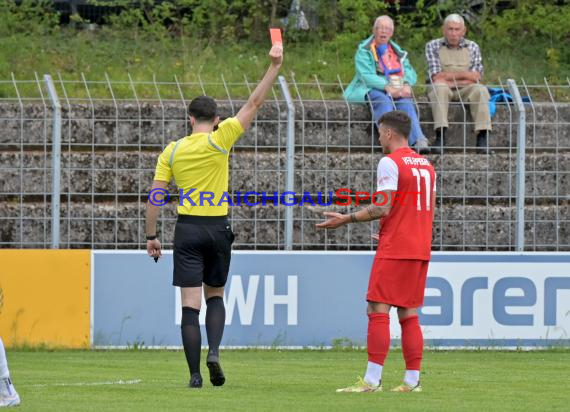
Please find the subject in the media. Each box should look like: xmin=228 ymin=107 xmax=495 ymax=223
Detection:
xmin=435 ymin=127 xmax=446 ymax=140
xmin=477 ymin=130 xmax=489 ymax=139
xmin=205 ymin=296 xmax=225 ymax=356
xmin=181 ymin=306 xmax=201 ymax=376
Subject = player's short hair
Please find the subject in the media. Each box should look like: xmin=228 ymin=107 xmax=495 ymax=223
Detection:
xmin=379 ymin=110 xmax=411 ymax=140
xmin=188 ymin=96 xmax=217 ymax=122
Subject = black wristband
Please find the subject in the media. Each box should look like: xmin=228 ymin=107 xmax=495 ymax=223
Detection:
xmin=350 ymin=212 xmax=358 ymax=223
xmin=146 ymin=235 xmax=157 ymax=240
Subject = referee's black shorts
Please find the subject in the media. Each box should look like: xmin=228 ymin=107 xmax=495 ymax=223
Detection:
xmin=173 ymin=215 xmax=235 ymax=288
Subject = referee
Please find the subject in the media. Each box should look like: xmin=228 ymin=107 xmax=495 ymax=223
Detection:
xmin=145 ymin=44 xmax=283 ymax=389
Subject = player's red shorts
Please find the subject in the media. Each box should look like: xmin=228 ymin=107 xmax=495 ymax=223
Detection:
xmin=367 ymin=258 xmax=430 ymax=308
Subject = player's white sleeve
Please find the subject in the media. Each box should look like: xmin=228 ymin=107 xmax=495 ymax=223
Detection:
xmin=377 ymin=157 xmax=398 ymax=192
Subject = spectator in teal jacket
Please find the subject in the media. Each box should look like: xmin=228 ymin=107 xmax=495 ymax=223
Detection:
xmin=344 ymin=16 xmax=429 ymax=153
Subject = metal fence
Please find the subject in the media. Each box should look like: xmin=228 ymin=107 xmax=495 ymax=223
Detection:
xmin=0 ymin=74 xmax=568 ymax=251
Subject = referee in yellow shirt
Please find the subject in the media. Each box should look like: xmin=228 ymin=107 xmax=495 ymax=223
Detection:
xmin=145 ymin=44 xmax=283 ymax=389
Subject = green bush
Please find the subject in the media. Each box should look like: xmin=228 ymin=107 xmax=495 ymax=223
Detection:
xmin=0 ymin=0 xmax=568 ymax=86
xmin=0 ymin=0 xmax=59 ymax=36
xmin=479 ymin=0 xmax=570 ymax=44
xmin=3 ymin=0 xmax=569 ymax=49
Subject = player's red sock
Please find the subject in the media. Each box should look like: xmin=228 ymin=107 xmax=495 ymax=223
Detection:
xmin=400 ymin=314 xmax=423 ymax=371
xmin=367 ymin=313 xmax=390 ymax=365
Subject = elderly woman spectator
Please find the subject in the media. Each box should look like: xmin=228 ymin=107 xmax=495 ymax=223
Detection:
xmin=344 ymin=15 xmax=429 ymax=153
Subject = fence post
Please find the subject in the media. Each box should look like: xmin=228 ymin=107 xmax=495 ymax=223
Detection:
xmin=507 ymin=79 xmax=526 ymax=252
xmin=278 ymin=76 xmax=295 ymax=250
xmin=44 ymin=74 xmax=62 ymax=249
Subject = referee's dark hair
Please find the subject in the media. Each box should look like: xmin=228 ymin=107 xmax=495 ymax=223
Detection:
xmin=188 ymin=95 xmax=218 ymax=122
xmin=379 ymin=110 xmax=411 ymax=140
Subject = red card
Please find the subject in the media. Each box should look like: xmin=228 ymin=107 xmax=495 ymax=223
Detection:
xmin=270 ymin=28 xmax=282 ymax=45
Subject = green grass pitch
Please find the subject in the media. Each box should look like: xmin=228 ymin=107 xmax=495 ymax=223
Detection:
xmin=8 ymin=349 xmax=570 ymax=411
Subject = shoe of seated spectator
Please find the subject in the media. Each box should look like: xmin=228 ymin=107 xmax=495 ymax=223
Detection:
xmin=412 ymin=138 xmax=430 ymax=154
xmin=431 ymin=128 xmax=446 ymax=155
xmin=476 ymin=130 xmax=490 ymax=154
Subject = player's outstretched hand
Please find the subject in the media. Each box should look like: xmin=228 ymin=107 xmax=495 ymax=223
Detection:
xmin=269 ymin=43 xmax=283 ymax=67
xmin=371 ymin=233 xmax=379 ymax=241
xmin=315 ymin=212 xmax=348 ymax=230
xmin=147 ymin=238 xmax=162 ymax=261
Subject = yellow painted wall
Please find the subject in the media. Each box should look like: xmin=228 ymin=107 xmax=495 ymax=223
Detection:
xmin=0 ymin=250 xmax=90 ymax=348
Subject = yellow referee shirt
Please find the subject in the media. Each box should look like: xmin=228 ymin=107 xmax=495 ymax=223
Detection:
xmin=153 ymin=117 xmax=244 ymax=216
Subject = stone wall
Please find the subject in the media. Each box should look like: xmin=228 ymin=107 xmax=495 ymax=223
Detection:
xmin=1 ymin=100 xmax=568 ymax=250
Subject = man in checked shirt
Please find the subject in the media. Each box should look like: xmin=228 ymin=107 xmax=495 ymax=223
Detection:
xmin=426 ymin=14 xmax=492 ymax=155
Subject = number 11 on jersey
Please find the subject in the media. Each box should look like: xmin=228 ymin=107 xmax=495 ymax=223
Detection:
xmin=411 ymin=168 xmax=432 ymax=211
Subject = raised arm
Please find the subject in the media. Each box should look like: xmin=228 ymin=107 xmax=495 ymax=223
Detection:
xmin=235 ymin=44 xmax=283 ymax=131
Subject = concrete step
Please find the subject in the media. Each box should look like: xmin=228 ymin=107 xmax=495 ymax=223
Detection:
xmin=1 ymin=202 xmax=567 ymax=251
xmin=0 ymin=101 xmax=568 ymax=149
xmin=1 ymin=151 xmax=568 ymax=199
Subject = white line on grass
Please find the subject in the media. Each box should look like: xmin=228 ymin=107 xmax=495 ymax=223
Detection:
xmin=27 ymin=379 xmax=142 ymax=388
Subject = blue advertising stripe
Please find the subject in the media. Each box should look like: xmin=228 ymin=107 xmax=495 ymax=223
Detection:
xmin=92 ymin=250 xmax=570 ymax=263
xmin=424 ymin=339 xmax=570 ymax=347
xmin=230 ymin=251 xmax=570 ymax=264
xmin=430 ymin=254 xmax=570 ymax=263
